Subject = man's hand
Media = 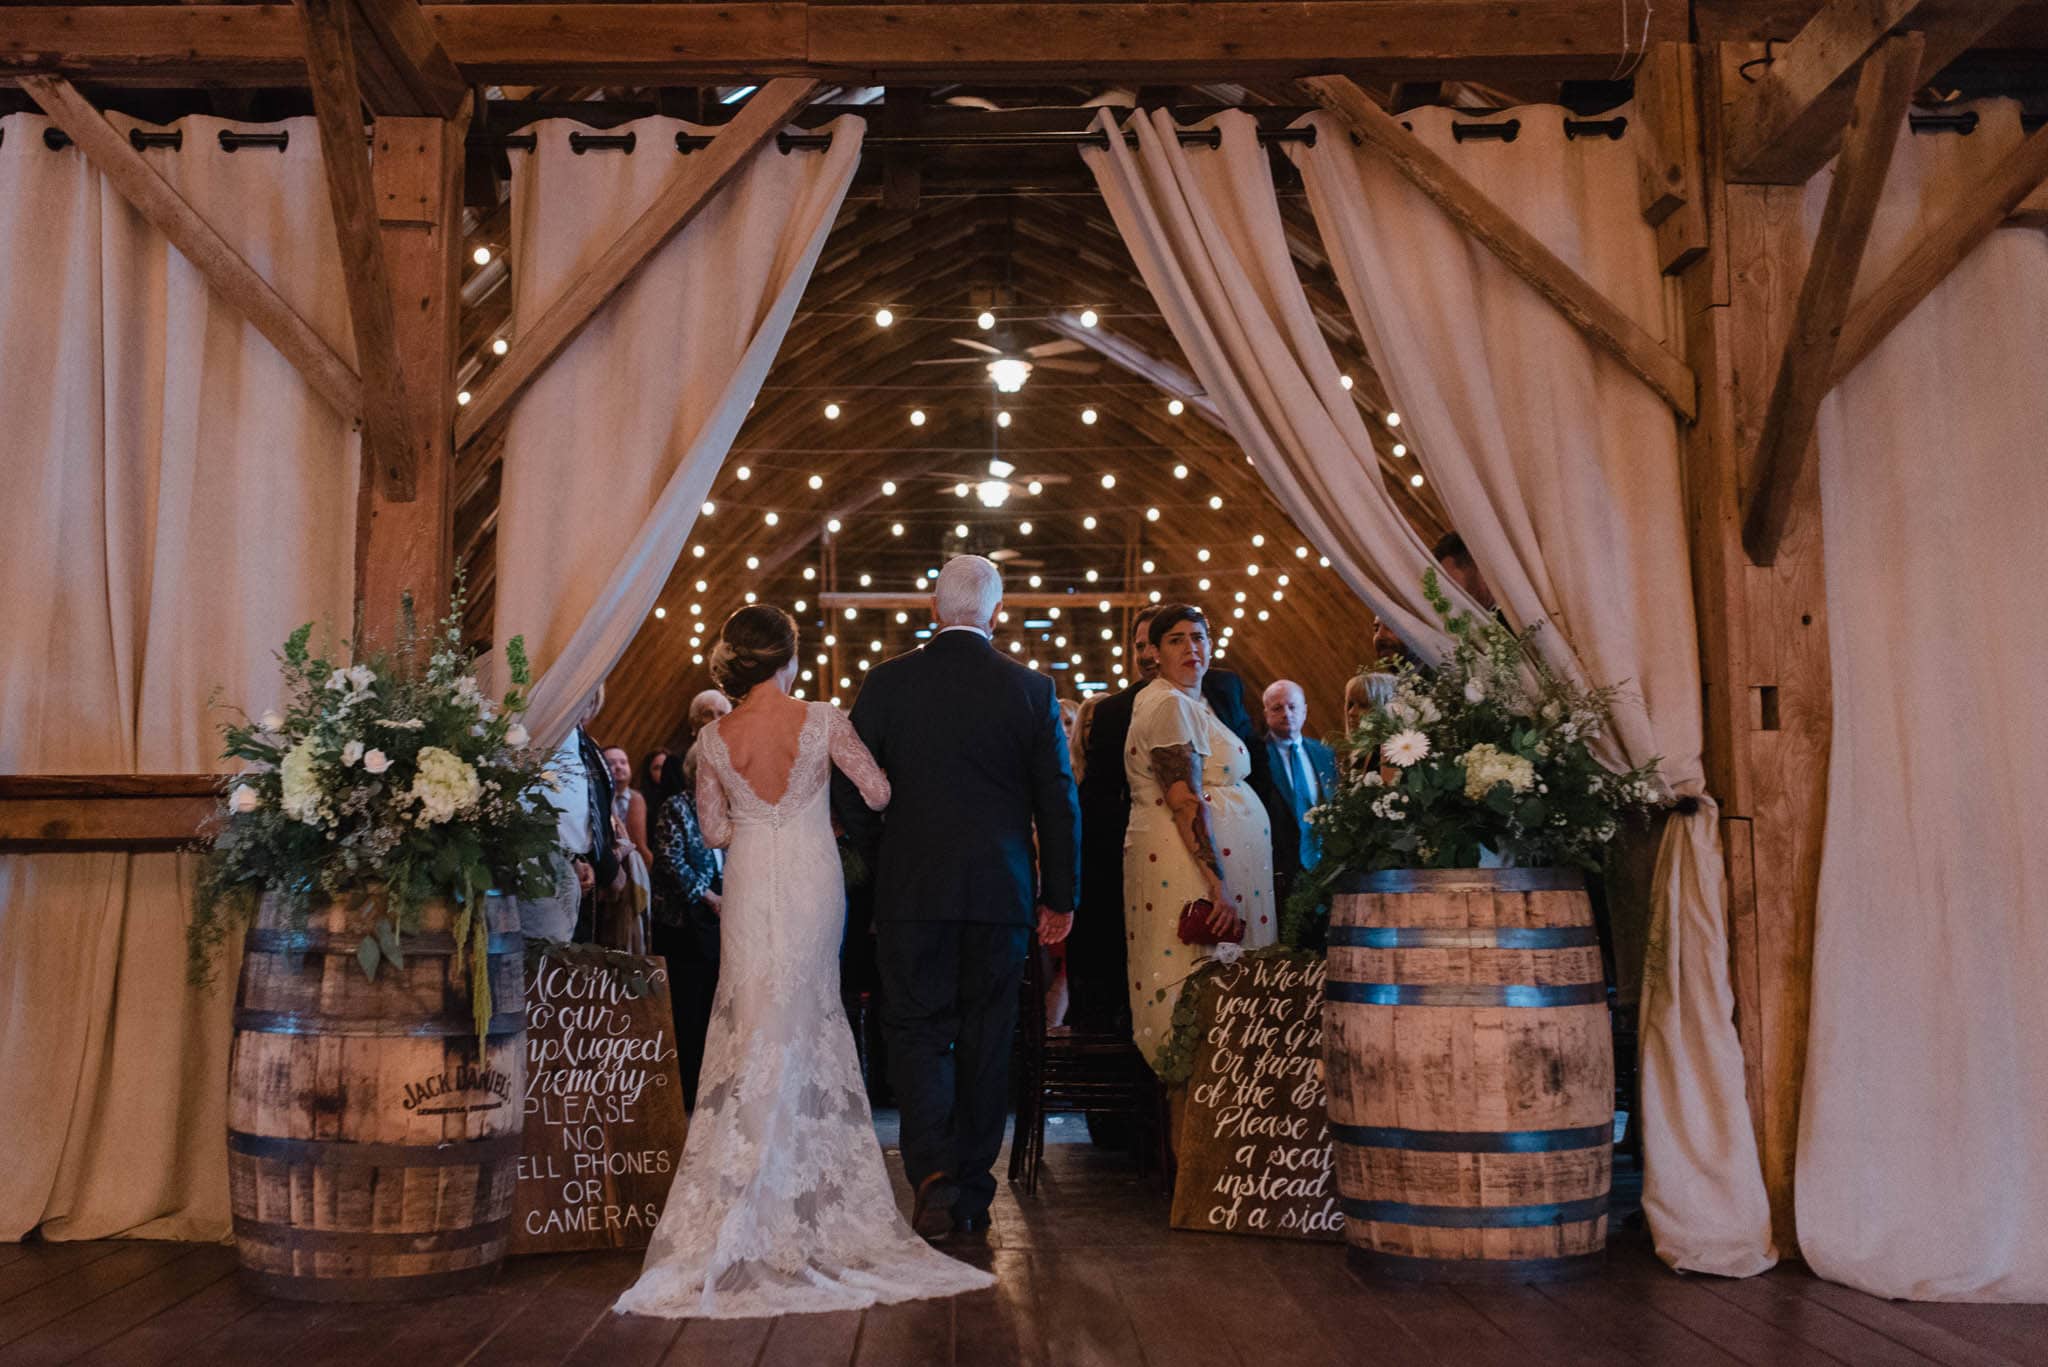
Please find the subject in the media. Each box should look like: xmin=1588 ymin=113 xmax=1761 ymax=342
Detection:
xmin=703 ymin=890 xmax=723 ymax=916
xmin=1036 ymin=905 xmax=1073 ymax=946
xmin=572 ymin=857 xmax=596 ymax=894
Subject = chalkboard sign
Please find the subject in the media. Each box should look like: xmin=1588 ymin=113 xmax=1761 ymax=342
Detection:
xmin=1169 ymin=950 xmax=1342 ymax=1241
xmin=510 ymin=947 xmax=689 ymax=1254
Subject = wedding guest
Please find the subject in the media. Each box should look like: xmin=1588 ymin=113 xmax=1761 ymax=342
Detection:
xmin=637 ymin=748 xmax=676 ymax=817
xmin=1070 ymin=605 xmax=1163 ymax=1038
xmin=1340 ymin=671 xmax=1399 ymax=780
xmin=1434 ymin=531 xmax=1497 ymax=612
xmin=1372 ymin=616 xmax=1417 ymax=669
xmin=522 ymin=688 xmax=626 ymax=942
xmin=686 ymin=687 xmax=732 ymax=741
xmin=596 ymin=745 xmax=651 ymax=954
xmin=1123 ymin=605 xmax=1276 ymax=1070
xmin=650 ymin=747 xmax=720 ymax=1109
xmin=606 ymin=745 xmax=652 ymax=866
xmin=1259 ymin=680 xmax=1338 ymax=906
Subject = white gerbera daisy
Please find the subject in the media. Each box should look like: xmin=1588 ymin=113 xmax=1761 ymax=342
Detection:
xmin=1383 ymin=729 xmax=1431 ymax=767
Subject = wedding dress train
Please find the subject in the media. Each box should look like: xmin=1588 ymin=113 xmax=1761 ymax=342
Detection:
xmin=615 ymin=702 xmax=995 ymax=1319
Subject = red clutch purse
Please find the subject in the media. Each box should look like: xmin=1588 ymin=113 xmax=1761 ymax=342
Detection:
xmin=1177 ymin=897 xmax=1246 ymax=946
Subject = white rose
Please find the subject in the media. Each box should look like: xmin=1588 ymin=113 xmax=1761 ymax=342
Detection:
xmin=257 ymin=710 xmax=285 ymax=733
xmin=345 ymin=664 xmax=376 ymax=693
xmin=325 ymin=669 xmax=350 ymax=691
xmin=505 ymin=723 xmax=530 ymax=748
xmin=1211 ymin=941 xmax=1243 ymax=965
xmin=230 ymin=784 xmax=262 ymax=813
xmin=1463 ymin=679 xmax=1486 ymax=705
xmin=340 ymin=740 xmax=363 ymax=766
xmin=362 ymin=748 xmax=391 ymax=775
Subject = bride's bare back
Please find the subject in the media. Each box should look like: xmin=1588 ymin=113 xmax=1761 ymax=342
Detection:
xmin=713 ymin=690 xmax=812 ymax=806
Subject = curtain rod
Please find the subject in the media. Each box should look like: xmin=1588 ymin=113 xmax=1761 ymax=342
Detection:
xmin=495 ymin=126 xmax=1322 ymax=154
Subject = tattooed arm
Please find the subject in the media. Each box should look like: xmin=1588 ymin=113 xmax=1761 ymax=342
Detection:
xmin=1149 ymin=743 xmax=1236 ymax=933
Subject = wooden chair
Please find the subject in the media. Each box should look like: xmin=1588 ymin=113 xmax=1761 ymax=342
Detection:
xmin=1009 ymin=948 xmax=1169 ymax=1195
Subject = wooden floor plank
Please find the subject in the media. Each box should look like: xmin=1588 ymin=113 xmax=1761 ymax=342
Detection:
xmin=562 ymin=1297 xmax=687 ymax=1367
xmin=1533 ymin=1262 xmax=1752 ymax=1367
xmin=1030 ymin=1250 xmax=1147 ymax=1367
xmin=360 ymin=1251 xmax=581 ymax=1367
xmin=0 ymin=1249 xmax=32 ymax=1273
xmin=850 ymin=1293 xmax=953 ymax=1367
xmin=1107 ymin=1247 xmax=1248 ymax=1367
xmin=659 ymin=1315 xmax=775 ymax=1367
xmin=756 ymin=1307 xmax=861 ymax=1367
xmin=1698 ymin=1269 xmax=1950 ymax=1367
xmin=0 ymin=1244 xmax=237 ymax=1367
xmin=453 ymin=1253 xmax=629 ymax=1367
xmin=66 ymin=1268 xmax=269 ymax=1367
xmin=1252 ymin=1240 xmax=1447 ymax=1367
xmin=947 ymin=1249 xmax=1040 ymax=1367
xmin=1791 ymin=1278 xmax=2026 ymax=1367
xmin=0 ymin=1243 xmax=189 ymax=1348
xmin=1899 ymin=1303 xmax=2048 ymax=1367
xmin=1452 ymin=1282 xmax=1644 ymax=1367
xmin=0 ymin=1244 xmax=127 ymax=1308
xmin=1596 ymin=1256 xmax=1863 ymax=1366
xmin=177 ymin=1282 xmax=344 ymax=1366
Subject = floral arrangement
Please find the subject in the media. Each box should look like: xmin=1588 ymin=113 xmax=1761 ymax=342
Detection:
xmin=1281 ymin=571 xmax=1664 ymax=945
xmin=189 ymin=588 xmax=562 ymax=1037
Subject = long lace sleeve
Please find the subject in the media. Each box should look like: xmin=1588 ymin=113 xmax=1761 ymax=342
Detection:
xmin=695 ymin=740 xmax=733 ymax=849
xmin=827 ymin=708 xmax=891 ymax=811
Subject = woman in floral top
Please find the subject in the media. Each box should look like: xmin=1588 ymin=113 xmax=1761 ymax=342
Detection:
xmin=651 ymin=751 xmax=722 ymax=1108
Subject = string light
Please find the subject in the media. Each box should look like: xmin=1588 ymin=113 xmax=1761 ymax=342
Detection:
xmin=824 ymin=402 xmax=841 ymax=420
xmin=1097 ymin=600 xmax=1111 ymax=613
xmin=653 ymin=606 xmax=667 ymax=619
xmin=1149 ymin=590 xmax=1162 ymax=602
xmin=875 ymin=308 xmax=894 ymax=327
xmin=1277 ymin=574 xmax=1290 ymax=586
xmin=746 ymin=556 xmax=761 ymax=570
xmin=1208 ymin=495 xmax=1224 ymax=510
xmin=827 ymin=518 xmax=842 ymax=533
xmin=736 ymin=466 xmax=752 ymax=480
xmin=492 ymin=338 xmax=509 ymax=356
xmin=1320 ymin=556 xmax=1332 ymax=567
xmin=997 ymin=412 xmax=1012 ymax=428
xmin=1081 ymin=408 xmax=1098 ymax=425
xmin=1100 ymin=474 xmax=1116 ymax=489
xmin=808 ymin=474 xmax=823 ymax=490
xmin=909 ymin=410 xmax=926 ymax=427
xmin=977 ymin=310 xmax=996 ymax=330
xmin=1146 ymin=507 xmax=1160 ymax=522
xmin=1386 ymin=411 xmax=1402 ymax=427
xmin=1079 ymin=309 xmax=1099 ymax=328
xmin=795 ymin=598 xmax=809 ymax=612
xmin=456 ymin=390 xmax=471 ymax=406
xmin=1167 ymin=399 xmax=1185 ymax=416
xmin=881 ymin=481 xmax=897 ymax=496
xmin=1141 ymin=559 xmax=1156 ymax=574
xmin=745 ymin=592 xmax=757 ymax=603
xmin=1011 ymin=641 xmax=1024 ymax=653
xmin=1295 ymin=546 xmax=1309 ymax=559
xmin=1083 ymin=516 xmax=1098 ymax=530
xmin=696 ymin=580 xmax=708 ymax=592
xmin=691 ymin=544 xmax=706 ymax=558
xmin=701 ymin=501 xmax=716 ymax=516
xmin=1391 ymin=443 xmax=1406 ymax=458
xmin=1247 ymin=563 xmax=1260 ymax=576
xmin=891 ymin=523 xmax=905 ymax=536
xmin=693 ymin=653 xmax=704 ymax=665
xmin=1019 ymin=520 xmax=1034 ymax=535
xmin=1410 ymin=473 xmax=1425 ymax=487
xmin=954 ymin=523 xmax=970 ymax=538
xmin=844 ymin=607 xmax=858 ymax=619
xmin=1028 ymin=575 xmax=1043 ymax=588
xmin=764 ymin=511 xmax=779 ymax=526
xmin=1252 ymin=534 xmax=1266 ymax=547
xmin=802 ymin=567 xmax=817 ymax=581
xmin=1197 ymin=548 xmax=1211 ymax=562
xmin=1198 ymin=577 xmax=1211 ymax=591
xmin=472 ymin=246 xmax=492 ymax=265
xmin=955 ymin=483 xmax=971 ymax=498
xmin=1173 ymin=464 xmax=1188 ymax=479
xmin=1339 ymin=374 xmax=1354 ymax=390
xmin=1084 ymin=569 xmax=1099 ymax=583
xmin=1027 ymin=480 xmax=1044 ymax=495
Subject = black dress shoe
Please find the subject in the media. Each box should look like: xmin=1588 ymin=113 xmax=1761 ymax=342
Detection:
xmin=952 ymin=1210 xmax=992 ymax=1236
xmin=910 ymin=1172 xmax=958 ymax=1240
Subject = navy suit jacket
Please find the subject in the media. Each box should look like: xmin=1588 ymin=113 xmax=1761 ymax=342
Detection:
xmin=1263 ymin=734 xmax=1338 ymax=879
xmin=834 ymin=630 xmax=1081 ymax=925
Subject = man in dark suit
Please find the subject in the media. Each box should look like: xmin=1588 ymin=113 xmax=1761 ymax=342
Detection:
xmin=834 ymin=554 xmax=1080 ymax=1241
xmin=1259 ymin=679 xmax=1339 ymax=905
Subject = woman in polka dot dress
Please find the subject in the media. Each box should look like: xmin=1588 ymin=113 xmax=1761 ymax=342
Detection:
xmin=1120 ymin=604 xmax=1276 ymax=1071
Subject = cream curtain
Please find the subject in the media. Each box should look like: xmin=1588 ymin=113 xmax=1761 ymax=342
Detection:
xmin=0 ymin=114 xmax=360 ymax=1240
xmin=1080 ymin=109 xmax=1486 ymax=663
xmin=1288 ymin=106 xmax=1775 ymax=1276
xmin=1796 ymin=101 xmax=2048 ymax=1301
xmin=494 ymin=116 xmax=862 ymax=747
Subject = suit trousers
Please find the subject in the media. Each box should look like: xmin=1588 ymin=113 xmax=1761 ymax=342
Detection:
xmin=876 ymin=920 xmax=1031 ymax=1220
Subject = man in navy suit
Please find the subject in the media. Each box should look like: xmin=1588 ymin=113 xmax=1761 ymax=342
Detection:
xmin=1260 ymin=679 xmax=1338 ymax=905
xmin=834 ymin=555 xmax=1080 ymax=1241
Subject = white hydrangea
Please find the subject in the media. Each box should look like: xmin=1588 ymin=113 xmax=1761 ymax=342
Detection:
xmin=279 ymin=740 xmax=323 ymax=824
xmin=1459 ymin=742 xmax=1537 ymax=801
xmin=408 ymin=746 xmax=481 ymax=824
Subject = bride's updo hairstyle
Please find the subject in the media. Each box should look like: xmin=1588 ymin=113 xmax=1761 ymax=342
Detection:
xmin=709 ymin=605 xmax=798 ymax=699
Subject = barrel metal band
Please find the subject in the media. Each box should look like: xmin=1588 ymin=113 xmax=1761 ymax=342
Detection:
xmin=1347 ymin=1246 xmax=1605 ymax=1284
xmin=233 ymin=1214 xmax=510 ymax=1254
xmin=1326 ymin=926 xmax=1597 ymax=950
xmin=1329 ymin=867 xmax=1587 ymax=895
xmin=1326 ymin=981 xmax=1605 ymax=1008
xmin=238 ymin=1263 xmax=501 ymax=1302
xmin=1329 ymin=1122 xmax=1613 ymax=1154
xmin=232 ymin=1009 xmax=526 ymax=1038
xmin=246 ymin=928 xmax=524 ymax=957
xmin=1340 ymin=1195 xmax=1609 ymax=1228
xmin=228 ymin=1130 xmax=524 ymax=1168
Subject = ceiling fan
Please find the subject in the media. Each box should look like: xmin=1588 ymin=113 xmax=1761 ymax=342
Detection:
xmin=913 ymin=335 xmax=1102 ymax=391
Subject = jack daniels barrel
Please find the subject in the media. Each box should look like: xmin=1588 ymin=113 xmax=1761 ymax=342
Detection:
xmin=1322 ymin=867 xmax=1613 ymax=1282
xmin=225 ymin=890 xmax=526 ymax=1301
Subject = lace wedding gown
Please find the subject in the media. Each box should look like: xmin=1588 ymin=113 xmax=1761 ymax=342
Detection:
xmin=615 ymin=702 xmax=996 ymax=1319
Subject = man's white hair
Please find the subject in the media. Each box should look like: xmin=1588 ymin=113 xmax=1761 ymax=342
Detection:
xmin=688 ymin=689 xmax=729 ymax=727
xmin=1262 ymin=679 xmax=1305 ymax=705
xmin=934 ymin=554 xmax=1003 ymax=629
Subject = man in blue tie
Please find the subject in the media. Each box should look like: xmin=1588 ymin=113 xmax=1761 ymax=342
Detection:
xmin=1259 ymin=679 xmax=1339 ymax=906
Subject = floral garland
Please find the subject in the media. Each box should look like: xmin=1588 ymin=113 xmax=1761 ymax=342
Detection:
xmin=190 ymin=583 xmax=562 ymax=1041
xmin=1150 ymin=943 xmax=1304 ymax=1084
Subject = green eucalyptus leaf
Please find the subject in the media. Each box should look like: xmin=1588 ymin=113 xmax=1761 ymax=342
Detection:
xmin=356 ymin=933 xmax=382 ymax=982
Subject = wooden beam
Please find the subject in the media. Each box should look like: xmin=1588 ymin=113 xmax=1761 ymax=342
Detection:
xmin=297 ymin=0 xmax=418 ymax=502
xmin=1726 ymin=0 xmax=2025 ymax=185
xmin=17 ymin=75 xmax=362 ymax=421
xmin=0 ymin=2 xmax=1689 ymax=87
xmin=2011 ymin=178 xmax=2048 ymax=227
xmin=453 ymin=77 xmax=818 ymax=450
xmin=347 ymin=0 xmax=467 ymax=118
xmin=1633 ymin=42 xmax=1709 ymax=274
xmin=1741 ymin=33 xmax=1921 ymax=565
xmin=355 ymin=111 xmax=467 ymax=636
xmin=1299 ymin=75 xmax=1699 ymax=422
xmin=1829 ymin=116 xmax=2048 ymax=386
xmin=819 ymin=592 xmax=1153 ymax=611
xmin=0 ymin=774 xmax=216 ymax=852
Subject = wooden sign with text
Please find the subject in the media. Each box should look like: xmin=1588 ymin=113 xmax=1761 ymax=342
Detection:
xmin=510 ymin=948 xmax=688 ymax=1254
xmin=1169 ymin=951 xmax=1342 ymax=1242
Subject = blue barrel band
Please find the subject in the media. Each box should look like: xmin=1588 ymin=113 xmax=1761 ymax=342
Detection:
xmin=1326 ymin=926 xmax=1597 ymax=950
xmin=228 ymin=1130 xmax=524 ymax=1167
xmin=1340 ymin=1195 xmax=1609 ymax=1228
xmin=1329 ymin=1122 xmax=1612 ymax=1153
xmin=232 ymin=1009 xmax=526 ymax=1038
xmin=1325 ymin=981 xmax=1605 ymax=1008
xmin=1328 ymin=867 xmax=1587 ymax=895
xmin=246 ymin=928 xmax=523 ymax=957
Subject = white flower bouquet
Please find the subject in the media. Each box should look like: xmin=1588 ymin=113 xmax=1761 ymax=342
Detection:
xmin=1282 ymin=571 xmax=1664 ymax=944
xmin=190 ymin=587 xmax=562 ymax=1037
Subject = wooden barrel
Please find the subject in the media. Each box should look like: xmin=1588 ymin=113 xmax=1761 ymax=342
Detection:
xmin=227 ymin=890 xmax=527 ymax=1301
xmin=1322 ymin=868 xmax=1613 ymax=1283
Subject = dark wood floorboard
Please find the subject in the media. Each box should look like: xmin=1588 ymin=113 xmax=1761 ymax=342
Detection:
xmin=7 ymin=1136 xmax=2048 ymax=1366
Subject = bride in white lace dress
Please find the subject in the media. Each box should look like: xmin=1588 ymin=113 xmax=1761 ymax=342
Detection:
xmin=615 ymin=606 xmax=995 ymax=1320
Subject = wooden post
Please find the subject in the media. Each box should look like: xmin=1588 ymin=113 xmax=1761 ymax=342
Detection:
xmin=355 ymin=111 xmax=466 ymax=638
xmin=1677 ymin=41 xmax=1840 ymax=1254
